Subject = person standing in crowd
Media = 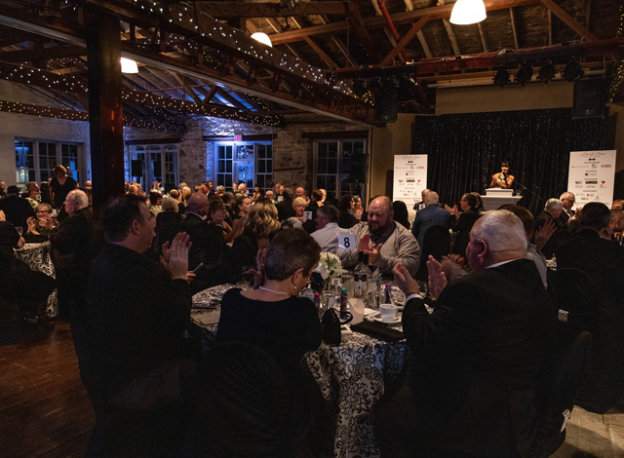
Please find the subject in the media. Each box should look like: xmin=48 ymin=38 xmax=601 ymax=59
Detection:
xmin=275 ymin=188 xmax=295 ymax=221
xmin=148 ymin=191 xmax=163 ymax=216
xmin=377 ymin=210 xmax=555 ymax=458
xmin=85 ymin=195 xmax=194 ymax=458
xmin=25 ymin=182 xmax=41 ymax=210
xmin=180 ymin=193 xmax=223 ymax=291
xmin=49 ymin=165 xmax=77 ymax=221
xmin=311 ymin=205 xmax=343 ymax=254
xmin=265 ymin=190 xmax=275 ymax=202
xmin=489 ymin=160 xmax=515 ymax=189
xmin=341 ymin=196 xmax=419 ymax=277
xmin=0 ymin=181 xmax=6 ymax=199
xmin=535 ymin=198 xmax=564 ymax=231
xmin=558 ymin=192 xmax=576 ymax=227
xmin=411 ymin=191 xmax=451 ymax=250
xmin=0 ymin=185 xmax=35 ymax=232
xmin=232 ymin=195 xmax=252 ymax=226
xmin=51 ymin=189 xmax=97 ymax=319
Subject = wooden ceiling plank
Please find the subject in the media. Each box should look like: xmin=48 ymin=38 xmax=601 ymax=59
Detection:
xmin=217 ymin=88 xmax=248 ymax=110
xmin=171 ymin=72 xmax=203 ymax=104
xmin=380 ymin=16 xmax=429 ymax=66
xmin=538 ymin=0 xmax=598 ymax=42
xmin=194 ymin=2 xmax=347 ymax=19
xmin=318 ymin=14 xmax=359 ymax=67
xmin=303 ymin=35 xmax=338 ymax=69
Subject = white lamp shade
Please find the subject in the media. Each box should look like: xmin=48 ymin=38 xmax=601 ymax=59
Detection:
xmin=251 ymin=32 xmax=272 ymax=48
xmin=120 ymin=57 xmax=139 ymax=74
xmin=450 ymin=0 xmax=487 ymax=25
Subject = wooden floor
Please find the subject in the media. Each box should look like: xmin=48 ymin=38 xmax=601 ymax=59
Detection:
xmin=0 ymin=321 xmax=95 ymax=458
xmin=1 ymin=321 xmax=623 ymax=458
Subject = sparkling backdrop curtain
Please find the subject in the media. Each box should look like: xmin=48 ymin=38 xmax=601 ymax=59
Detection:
xmin=412 ymin=109 xmax=611 ymax=215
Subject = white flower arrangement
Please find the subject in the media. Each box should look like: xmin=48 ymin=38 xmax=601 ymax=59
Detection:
xmin=316 ymin=252 xmax=347 ymax=282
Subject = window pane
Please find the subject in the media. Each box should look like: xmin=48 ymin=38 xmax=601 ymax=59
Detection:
xmin=328 ymin=142 xmax=338 ymax=158
xmin=318 ymin=143 xmax=327 ymax=158
xmin=266 ymin=145 xmax=272 ymax=158
xmin=354 ymin=142 xmax=364 ymax=154
xmin=318 ymin=159 xmax=328 ymax=174
xmin=218 ymin=161 xmax=225 ymax=173
xmin=258 ymin=161 xmax=265 ymax=173
xmin=329 ymin=158 xmax=337 ymax=172
xmin=266 ymin=161 xmax=272 ymax=173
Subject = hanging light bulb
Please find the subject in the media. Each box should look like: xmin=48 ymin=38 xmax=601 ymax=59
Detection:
xmin=250 ymin=32 xmax=272 ymax=48
xmin=121 ymin=57 xmax=138 ymax=74
xmin=450 ymin=0 xmax=487 ymax=25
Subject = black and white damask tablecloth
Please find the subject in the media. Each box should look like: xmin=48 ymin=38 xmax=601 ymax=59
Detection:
xmin=191 ymin=285 xmax=410 ymax=458
xmin=13 ymin=242 xmax=58 ymax=317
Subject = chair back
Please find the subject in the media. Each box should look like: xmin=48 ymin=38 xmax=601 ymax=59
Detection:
xmin=184 ymin=341 xmax=293 ymax=458
xmin=417 ymin=225 xmax=450 ymax=280
xmin=531 ymin=331 xmax=592 ymax=458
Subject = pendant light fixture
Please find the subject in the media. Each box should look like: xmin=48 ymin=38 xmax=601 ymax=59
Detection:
xmin=120 ymin=57 xmax=139 ymax=74
xmin=250 ymin=32 xmax=272 ymax=48
xmin=450 ymin=0 xmax=487 ymax=25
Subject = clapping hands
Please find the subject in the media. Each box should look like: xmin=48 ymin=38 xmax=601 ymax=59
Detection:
xmin=534 ymin=219 xmax=557 ymax=253
xmin=161 ymin=232 xmax=192 ymax=281
xmin=358 ymin=234 xmax=383 ymax=265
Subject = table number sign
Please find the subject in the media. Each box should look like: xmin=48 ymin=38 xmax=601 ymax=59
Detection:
xmin=338 ymin=234 xmax=356 ymax=251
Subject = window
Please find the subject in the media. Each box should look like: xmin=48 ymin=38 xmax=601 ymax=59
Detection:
xmin=15 ymin=139 xmax=83 ymax=187
xmin=126 ymin=144 xmax=179 ymax=191
xmin=314 ymin=139 xmax=367 ymax=200
xmin=214 ymin=142 xmax=272 ymax=191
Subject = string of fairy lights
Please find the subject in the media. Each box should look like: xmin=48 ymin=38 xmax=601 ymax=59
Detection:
xmin=0 ymin=100 xmax=187 ymax=132
xmin=0 ymin=61 xmax=283 ymax=127
xmin=608 ymin=5 xmax=623 ymax=103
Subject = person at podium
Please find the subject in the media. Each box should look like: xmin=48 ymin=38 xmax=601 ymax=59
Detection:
xmin=489 ymin=160 xmax=515 ymax=189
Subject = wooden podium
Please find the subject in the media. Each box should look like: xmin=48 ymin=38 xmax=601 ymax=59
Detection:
xmin=481 ymin=189 xmax=522 ymax=211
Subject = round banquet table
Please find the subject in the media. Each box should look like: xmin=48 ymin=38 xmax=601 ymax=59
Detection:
xmin=13 ymin=242 xmax=58 ymax=317
xmin=191 ymin=284 xmax=410 ymax=458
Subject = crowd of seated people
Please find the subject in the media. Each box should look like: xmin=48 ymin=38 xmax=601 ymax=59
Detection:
xmin=3 ymin=175 xmax=624 ymax=458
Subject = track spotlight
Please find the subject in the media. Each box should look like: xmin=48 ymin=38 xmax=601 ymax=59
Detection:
xmin=563 ymin=59 xmax=584 ymax=82
xmin=515 ymin=63 xmax=533 ymax=86
xmin=493 ymin=69 xmax=510 ymax=88
xmin=538 ymin=62 xmax=556 ymax=85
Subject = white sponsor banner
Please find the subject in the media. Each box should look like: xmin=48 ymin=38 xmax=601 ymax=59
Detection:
xmin=393 ymin=155 xmax=428 ymax=210
xmin=567 ymin=150 xmax=616 ymax=209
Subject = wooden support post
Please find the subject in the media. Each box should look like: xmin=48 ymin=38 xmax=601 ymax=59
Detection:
xmin=86 ymin=4 xmax=125 ymax=213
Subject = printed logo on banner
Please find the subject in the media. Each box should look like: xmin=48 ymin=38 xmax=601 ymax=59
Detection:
xmin=601 ymin=165 xmax=612 ymax=168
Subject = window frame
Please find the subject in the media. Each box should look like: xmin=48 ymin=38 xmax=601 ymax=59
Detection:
xmin=313 ymin=138 xmax=368 ymax=201
xmin=15 ymin=138 xmax=84 ymax=187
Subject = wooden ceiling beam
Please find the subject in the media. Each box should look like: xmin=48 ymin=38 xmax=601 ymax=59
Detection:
xmin=509 ymin=8 xmax=520 ymax=49
xmin=477 ymin=23 xmax=488 ymax=52
xmin=370 ymin=0 xmax=405 ymax=63
xmin=216 ymin=88 xmax=248 ymax=110
xmin=344 ymin=1 xmax=382 ymax=63
xmin=380 ymin=16 xmax=429 ymax=66
xmin=303 ymin=36 xmax=338 ymax=69
xmin=0 ymin=45 xmax=85 ymax=63
xmin=171 ymin=72 xmax=203 ymax=104
xmin=416 ymin=30 xmax=433 ymax=58
xmin=193 ymin=2 xmax=348 ymax=19
xmin=442 ymin=19 xmax=461 ymax=56
xmin=538 ymin=0 xmax=598 ymax=42
xmin=270 ymin=0 xmax=541 ymax=45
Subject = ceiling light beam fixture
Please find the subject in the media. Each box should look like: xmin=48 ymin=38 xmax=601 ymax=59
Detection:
xmin=121 ymin=57 xmax=138 ymax=74
xmin=450 ymin=0 xmax=487 ymax=25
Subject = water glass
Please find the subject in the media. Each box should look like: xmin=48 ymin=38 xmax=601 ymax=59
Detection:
xmin=390 ymin=283 xmax=405 ymax=305
xmin=15 ymin=227 xmax=23 ymax=236
xmin=341 ymin=273 xmax=354 ymax=298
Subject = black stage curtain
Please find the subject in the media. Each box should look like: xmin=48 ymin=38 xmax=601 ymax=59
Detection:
xmin=412 ymin=109 xmax=612 ymax=215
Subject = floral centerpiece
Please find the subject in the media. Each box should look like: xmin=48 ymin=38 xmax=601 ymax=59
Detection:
xmin=315 ymin=252 xmax=347 ymax=286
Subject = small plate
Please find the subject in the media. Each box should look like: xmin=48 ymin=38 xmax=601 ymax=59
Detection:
xmin=373 ymin=316 xmax=401 ymax=324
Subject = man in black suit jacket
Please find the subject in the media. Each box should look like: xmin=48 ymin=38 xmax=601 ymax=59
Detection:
xmin=51 ymin=190 xmax=98 ymax=317
xmin=555 ymin=202 xmax=624 ymax=413
xmin=275 ymin=188 xmax=296 ymax=221
xmin=0 ymin=185 xmax=35 ymax=231
xmin=180 ymin=192 xmax=224 ymax=291
xmin=376 ymin=210 xmax=556 ymax=458
xmin=557 ymin=192 xmax=575 ymax=227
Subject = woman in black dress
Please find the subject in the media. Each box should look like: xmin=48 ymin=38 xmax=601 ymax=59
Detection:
xmin=337 ymin=194 xmax=358 ymax=229
xmin=49 ymin=165 xmax=77 ymax=211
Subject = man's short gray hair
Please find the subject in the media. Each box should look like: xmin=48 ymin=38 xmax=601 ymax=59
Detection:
xmin=424 ymin=191 xmax=439 ymax=206
xmin=69 ymin=189 xmax=89 ymax=209
xmin=317 ymin=205 xmax=339 ymax=223
xmin=471 ymin=210 xmax=528 ymax=253
xmin=544 ymin=198 xmax=563 ymax=212
xmin=161 ymin=196 xmax=179 ymax=213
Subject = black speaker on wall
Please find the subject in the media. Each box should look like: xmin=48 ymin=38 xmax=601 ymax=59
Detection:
xmin=374 ymin=91 xmax=398 ymax=123
xmin=573 ymin=78 xmax=607 ymax=119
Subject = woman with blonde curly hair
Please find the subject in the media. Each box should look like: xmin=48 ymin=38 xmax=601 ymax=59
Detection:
xmin=227 ymin=199 xmax=281 ymax=284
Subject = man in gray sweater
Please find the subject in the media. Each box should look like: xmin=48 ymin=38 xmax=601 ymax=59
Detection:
xmin=340 ymin=196 xmax=420 ymax=277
